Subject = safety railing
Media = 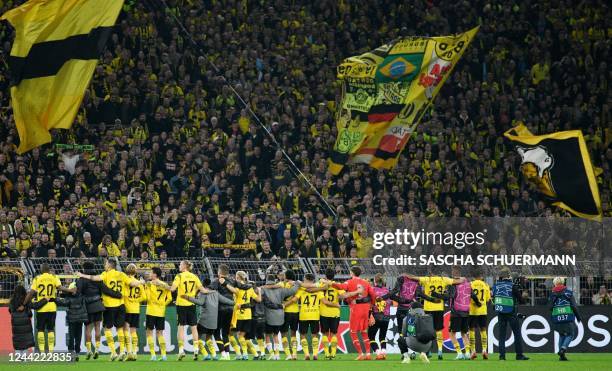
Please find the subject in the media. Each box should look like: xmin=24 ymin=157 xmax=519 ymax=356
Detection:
xmin=2 ymin=257 xmax=609 ymax=307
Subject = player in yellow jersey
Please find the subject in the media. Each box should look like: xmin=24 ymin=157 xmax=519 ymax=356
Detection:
xmin=123 ymin=264 xmax=146 ymax=360
xmin=145 ymin=267 xmax=172 ymax=361
xmin=152 ymin=260 xmax=209 ymax=361
xmin=280 ymin=270 xmax=299 ymax=360
xmin=76 ymin=259 xmax=142 ymax=361
xmin=469 ymin=270 xmax=491 ymax=360
xmin=29 ymin=263 xmax=64 ymax=353
xmin=233 ymin=270 xmax=261 ymax=360
xmin=403 ymin=271 xmax=465 ymax=360
xmin=319 ymin=268 xmax=344 ymax=360
xmin=287 ymin=273 xmax=335 ymax=361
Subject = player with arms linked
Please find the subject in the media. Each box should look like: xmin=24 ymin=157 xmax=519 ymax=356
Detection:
xmin=469 ymin=269 xmax=491 ymax=360
xmin=145 ymin=267 xmax=172 ymax=361
xmin=28 ymin=263 xmax=66 ymax=354
xmin=151 ymin=260 xmax=210 ymax=360
xmin=77 ymin=259 xmax=143 ymax=361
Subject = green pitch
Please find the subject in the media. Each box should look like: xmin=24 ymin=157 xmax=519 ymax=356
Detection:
xmin=1 ymin=354 xmax=611 ymax=370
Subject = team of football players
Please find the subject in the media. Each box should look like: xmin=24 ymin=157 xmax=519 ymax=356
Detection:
xmin=28 ymin=260 xmax=491 ymax=362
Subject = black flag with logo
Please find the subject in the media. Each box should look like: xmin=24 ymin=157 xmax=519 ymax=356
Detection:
xmin=504 ymin=124 xmax=602 ymax=221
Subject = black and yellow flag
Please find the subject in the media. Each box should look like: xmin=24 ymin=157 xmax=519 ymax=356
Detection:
xmin=1 ymin=0 xmax=124 ymax=154
xmin=329 ymin=27 xmax=478 ymax=174
xmin=504 ymin=124 xmax=602 ymax=221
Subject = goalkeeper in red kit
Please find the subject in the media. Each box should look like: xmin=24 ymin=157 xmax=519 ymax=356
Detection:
xmin=332 ymin=266 xmax=376 ymax=360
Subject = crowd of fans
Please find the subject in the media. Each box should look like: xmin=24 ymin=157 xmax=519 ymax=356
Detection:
xmin=0 ymin=0 xmax=609 ymax=288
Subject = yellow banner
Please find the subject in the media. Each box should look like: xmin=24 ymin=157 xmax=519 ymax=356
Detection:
xmin=203 ymin=242 xmax=257 ymax=250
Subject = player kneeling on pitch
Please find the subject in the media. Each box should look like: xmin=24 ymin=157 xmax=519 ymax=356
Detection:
xmin=398 ymin=301 xmax=434 ymax=365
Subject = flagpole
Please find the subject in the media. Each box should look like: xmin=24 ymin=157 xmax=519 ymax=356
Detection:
xmin=153 ymin=0 xmax=338 ymax=219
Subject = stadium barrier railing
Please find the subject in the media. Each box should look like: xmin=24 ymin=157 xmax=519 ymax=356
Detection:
xmin=207 ymin=257 xmax=310 ymax=283
xmin=2 ymin=257 xmax=609 ymax=306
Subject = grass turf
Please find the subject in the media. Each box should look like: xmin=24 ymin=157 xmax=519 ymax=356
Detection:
xmin=0 ymin=353 xmax=611 ymax=370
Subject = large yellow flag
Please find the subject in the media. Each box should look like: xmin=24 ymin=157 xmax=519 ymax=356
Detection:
xmin=2 ymin=0 xmax=124 ymax=154
xmin=329 ymin=27 xmax=478 ymax=174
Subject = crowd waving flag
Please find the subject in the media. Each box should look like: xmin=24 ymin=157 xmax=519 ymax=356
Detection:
xmin=329 ymin=27 xmax=479 ymax=174
xmin=504 ymin=124 xmax=602 ymax=221
xmin=1 ymin=0 xmax=124 ymax=154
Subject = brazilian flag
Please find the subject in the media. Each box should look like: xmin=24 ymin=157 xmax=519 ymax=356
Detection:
xmin=504 ymin=124 xmax=602 ymax=221
xmin=1 ymin=0 xmax=124 ymax=154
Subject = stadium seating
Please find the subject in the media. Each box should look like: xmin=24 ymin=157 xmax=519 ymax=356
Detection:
xmin=0 ymin=0 xmax=609 ymax=302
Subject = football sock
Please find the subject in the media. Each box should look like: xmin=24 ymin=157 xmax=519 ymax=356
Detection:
xmin=229 ymin=336 xmax=242 ymax=356
xmin=86 ymin=341 xmax=92 ymax=353
xmin=131 ymin=332 xmax=138 ymax=354
xmin=105 ymin=329 xmax=116 ymax=355
xmin=117 ymin=328 xmax=125 ymax=354
xmin=198 ymin=340 xmax=209 ymax=356
xmin=95 ymin=340 xmax=101 ymax=351
xmin=257 ymin=339 xmax=265 ymax=355
xmin=193 ymin=337 xmax=199 ymax=355
xmin=238 ymin=336 xmax=248 ymax=355
xmin=312 ymin=336 xmax=319 ymax=357
xmin=216 ymin=340 xmax=224 ymax=352
xmin=291 ymin=338 xmax=297 ymax=356
xmin=452 ymin=339 xmax=461 ymax=354
xmin=381 ymin=339 xmax=387 ymax=352
xmin=147 ymin=335 xmax=156 ymax=356
xmin=361 ymin=331 xmax=370 ymax=354
xmin=480 ymin=329 xmax=488 ymax=352
xmin=350 ymin=331 xmax=362 ymax=355
xmin=282 ymin=336 xmax=291 ymax=356
xmin=300 ymin=338 xmax=310 ymax=357
xmin=322 ymin=335 xmax=330 ymax=357
xmin=207 ymin=339 xmax=217 ymax=357
xmin=247 ymin=340 xmax=258 ymax=356
xmin=48 ymin=332 xmax=55 ymax=352
xmin=331 ymin=335 xmax=338 ymax=357
xmin=469 ymin=330 xmax=476 ymax=353
xmin=158 ymin=335 xmax=167 ymax=356
xmin=178 ymin=339 xmax=184 ymax=354
xmin=436 ymin=331 xmax=443 ymax=352
xmin=37 ymin=332 xmax=45 ymax=352
xmin=370 ymin=339 xmax=379 ymax=353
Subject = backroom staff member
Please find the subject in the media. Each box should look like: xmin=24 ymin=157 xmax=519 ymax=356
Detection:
xmin=492 ymin=268 xmax=529 ymax=361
